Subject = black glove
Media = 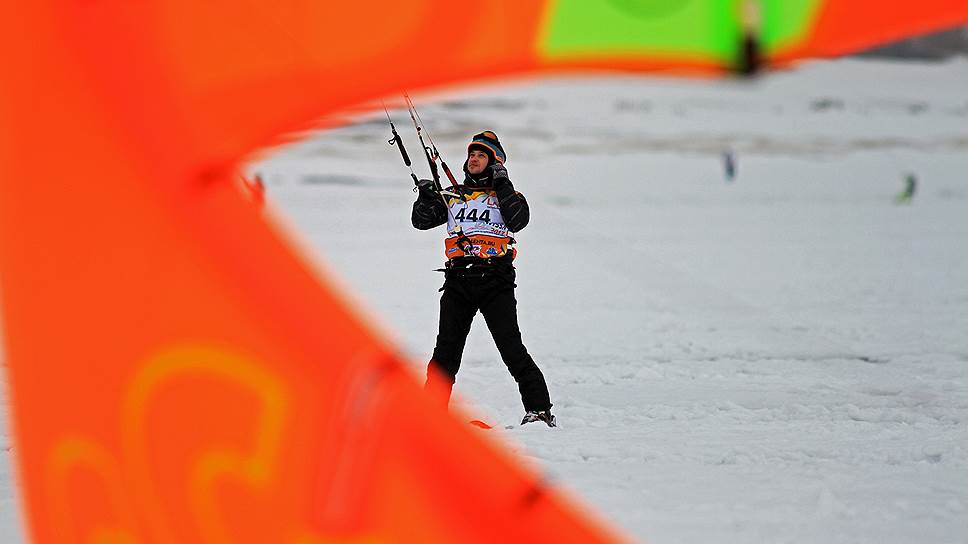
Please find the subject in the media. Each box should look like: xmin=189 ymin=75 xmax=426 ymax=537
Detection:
xmin=488 ymin=163 xmax=512 ymax=191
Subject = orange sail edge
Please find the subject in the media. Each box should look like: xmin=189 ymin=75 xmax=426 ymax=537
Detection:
xmin=771 ymin=1 xmax=968 ymax=63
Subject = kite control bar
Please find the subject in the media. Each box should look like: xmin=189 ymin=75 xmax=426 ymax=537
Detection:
xmin=384 ymin=102 xmax=419 ymax=187
xmin=383 ymin=96 xmax=474 ymax=256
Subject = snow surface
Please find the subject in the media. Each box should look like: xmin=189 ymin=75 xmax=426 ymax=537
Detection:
xmin=3 ymin=58 xmax=968 ymax=543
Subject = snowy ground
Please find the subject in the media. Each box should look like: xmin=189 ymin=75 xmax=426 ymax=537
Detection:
xmin=3 ymin=58 xmax=968 ymax=543
xmin=0 ymin=381 xmax=18 ymax=542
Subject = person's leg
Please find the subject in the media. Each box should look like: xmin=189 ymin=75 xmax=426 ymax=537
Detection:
xmin=479 ymin=286 xmax=552 ymax=413
xmin=425 ymin=279 xmax=477 ymax=407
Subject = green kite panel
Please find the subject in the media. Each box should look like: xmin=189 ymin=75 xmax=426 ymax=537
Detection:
xmin=760 ymin=0 xmax=824 ymax=52
xmin=540 ymin=0 xmax=743 ymax=63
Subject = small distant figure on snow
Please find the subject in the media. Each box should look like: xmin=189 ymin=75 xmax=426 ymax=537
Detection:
xmin=238 ymin=172 xmax=266 ymax=208
xmin=895 ymin=172 xmax=917 ymax=204
xmin=722 ymin=149 xmax=737 ymax=182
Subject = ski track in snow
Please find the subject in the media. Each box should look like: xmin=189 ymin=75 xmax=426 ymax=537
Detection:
xmin=4 ymin=58 xmax=968 ymax=543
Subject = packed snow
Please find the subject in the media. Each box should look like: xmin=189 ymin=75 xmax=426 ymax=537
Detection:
xmin=3 ymin=58 xmax=968 ymax=543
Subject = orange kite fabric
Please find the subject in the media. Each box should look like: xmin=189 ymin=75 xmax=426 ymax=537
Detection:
xmin=1 ymin=1 xmax=967 ymax=543
xmin=0 ymin=2 xmax=620 ymax=542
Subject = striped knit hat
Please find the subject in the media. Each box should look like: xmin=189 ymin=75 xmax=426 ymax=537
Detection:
xmin=467 ymin=131 xmax=506 ymax=165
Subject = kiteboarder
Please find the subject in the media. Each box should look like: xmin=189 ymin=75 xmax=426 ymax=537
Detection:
xmin=411 ymin=131 xmax=556 ymax=427
xmin=895 ymin=172 xmax=917 ymax=204
xmin=722 ymin=148 xmax=737 ymax=182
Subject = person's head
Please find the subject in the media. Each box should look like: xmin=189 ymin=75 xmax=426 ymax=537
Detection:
xmin=465 ymin=131 xmax=505 ymax=176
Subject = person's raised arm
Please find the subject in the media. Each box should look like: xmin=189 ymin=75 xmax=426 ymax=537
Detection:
xmin=490 ymin=164 xmax=529 ymax=232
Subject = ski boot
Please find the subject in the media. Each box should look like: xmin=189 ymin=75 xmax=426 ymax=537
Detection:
xmin=521 ymin=410 xmax=556 ymax=428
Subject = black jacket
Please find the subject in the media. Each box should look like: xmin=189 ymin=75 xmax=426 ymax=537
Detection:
xmin=411 ymin=174 xmax=530 ymax=232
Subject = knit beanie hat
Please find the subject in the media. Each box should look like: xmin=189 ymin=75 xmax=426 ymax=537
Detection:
xmin=467 ymin=131 xmax=506 ymax=165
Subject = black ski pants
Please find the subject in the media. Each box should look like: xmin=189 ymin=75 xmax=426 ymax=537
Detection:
xmin=426 ymin=263 xmax=552 ymax=413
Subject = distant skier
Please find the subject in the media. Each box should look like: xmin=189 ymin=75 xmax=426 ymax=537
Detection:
xmin=411 ymin=131 xmax=556 ymax=427
xmin=722 ymin=149 xmax=737 ymax=182
xmin=895 ymin=173 xmax=917 ymax=204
